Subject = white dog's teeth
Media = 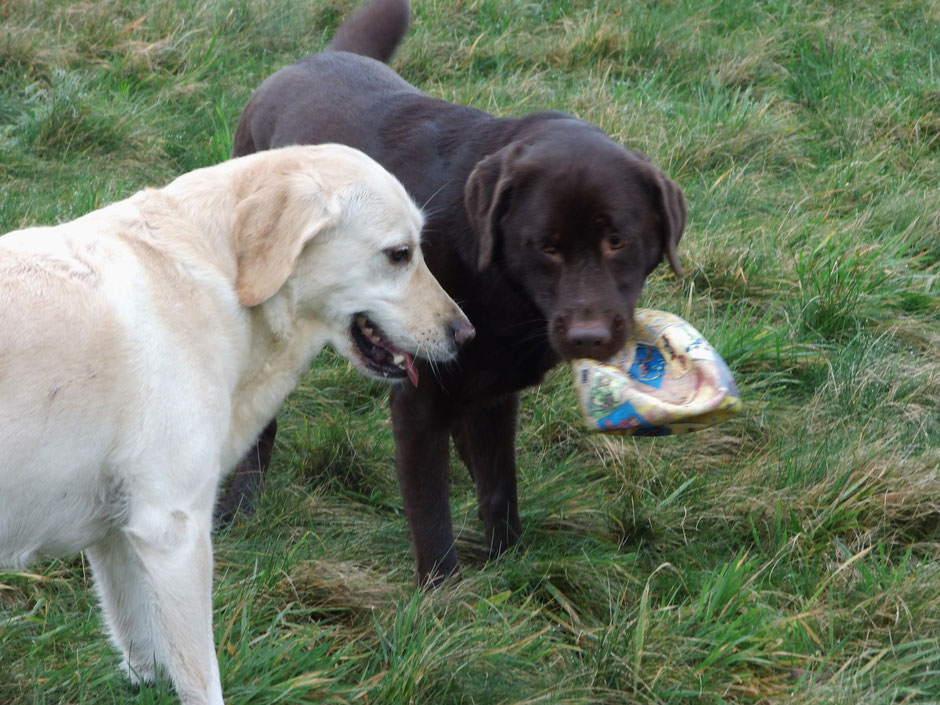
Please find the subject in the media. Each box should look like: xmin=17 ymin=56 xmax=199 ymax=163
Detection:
xmin=392 ymin=353 xmax=405 ymax=366
xmin=356 ymin=315 xmax=386 ymax=346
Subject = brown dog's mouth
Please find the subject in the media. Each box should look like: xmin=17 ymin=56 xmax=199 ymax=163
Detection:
xmin=350 ymin=314 xmax=419 ymax=386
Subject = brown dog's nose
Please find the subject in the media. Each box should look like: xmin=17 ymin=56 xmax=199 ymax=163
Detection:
xmin=566 ymin=320 xmax=612 ymax=354
xmin=450 ymin=317 xmax=475 ymax=346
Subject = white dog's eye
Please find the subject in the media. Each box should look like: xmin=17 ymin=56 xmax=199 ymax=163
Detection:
xmin=385 ymin=246 xmax=412 ymax=264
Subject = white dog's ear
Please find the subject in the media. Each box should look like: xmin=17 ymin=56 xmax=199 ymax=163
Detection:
xmin=234 ymin=183 xmax=336 ymax=307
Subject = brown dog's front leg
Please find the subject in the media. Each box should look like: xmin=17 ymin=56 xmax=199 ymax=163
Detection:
xmin=390 ymin=384 xmax=459 ymax=587
xmin=215 ymin=417 xmax=278 ymax=525
xmin=452 ymin=394 xmax=523 ymax=559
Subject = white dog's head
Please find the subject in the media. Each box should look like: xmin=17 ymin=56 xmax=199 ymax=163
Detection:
xmin=231 ymin=145 xmax=474 ymax=384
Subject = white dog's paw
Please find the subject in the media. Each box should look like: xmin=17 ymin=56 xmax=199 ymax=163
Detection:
xmin=120 ymin=655 xmax=157 ymax=686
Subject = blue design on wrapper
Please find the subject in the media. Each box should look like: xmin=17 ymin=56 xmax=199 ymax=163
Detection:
xmin=628 ymin=343 xmax=666 ymax=388
xmin=598 ymin=400 xmax=654 ymax=432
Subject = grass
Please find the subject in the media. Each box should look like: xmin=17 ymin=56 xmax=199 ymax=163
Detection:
xmin=1 ymin=0 xmax=938 ymax=702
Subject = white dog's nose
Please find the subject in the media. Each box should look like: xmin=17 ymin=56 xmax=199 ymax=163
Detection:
xmin=449 ymin=316 xmax=475 ymax=346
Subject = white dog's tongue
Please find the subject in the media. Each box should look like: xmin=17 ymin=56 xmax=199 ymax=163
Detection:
xmin=404 ymin=353 xmax=419 ymax=387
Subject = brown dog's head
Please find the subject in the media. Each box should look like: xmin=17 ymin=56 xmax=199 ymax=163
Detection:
xmin=465 ymin=119 xmax=685 ymax=361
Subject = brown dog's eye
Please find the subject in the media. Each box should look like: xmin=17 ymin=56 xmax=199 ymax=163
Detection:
xmin=607 ymin=233 xmax=626 ymax=251
xmin=386 ymin=246 xmax=411 ymax=264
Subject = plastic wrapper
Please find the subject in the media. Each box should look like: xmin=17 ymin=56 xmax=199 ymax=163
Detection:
xmin=572 ymin=309 xmax=741 ymax=436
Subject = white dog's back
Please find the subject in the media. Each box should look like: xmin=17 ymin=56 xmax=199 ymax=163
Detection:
xmin=0 ymin=209 xmax=235 ymax=568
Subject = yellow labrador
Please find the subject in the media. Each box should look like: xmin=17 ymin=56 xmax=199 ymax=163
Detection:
xmin=0 ymin=144 xmax=473 ymax=705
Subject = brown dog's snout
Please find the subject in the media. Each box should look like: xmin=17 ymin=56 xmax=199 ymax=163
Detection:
xmin=449 ymin=314 xmax=475 ymax=347
xmin=554 ymin=311 xmax=628 ymax=361
xmin=566 ymin=320 xmax=612 ymax=351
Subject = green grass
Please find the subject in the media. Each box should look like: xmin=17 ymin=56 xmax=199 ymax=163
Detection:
xmin=1 ymin=0 xmax=938 ymax=702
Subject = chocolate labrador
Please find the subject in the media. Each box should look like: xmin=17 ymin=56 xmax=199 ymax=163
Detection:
xmin=226 ymin=0 xmax=686 ymax=585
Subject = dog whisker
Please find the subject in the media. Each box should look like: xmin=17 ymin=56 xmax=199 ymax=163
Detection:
xmin=420 ymin=181 xmax=454 ymax=214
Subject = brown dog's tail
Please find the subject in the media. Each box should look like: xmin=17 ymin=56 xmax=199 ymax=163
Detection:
xmin=326 ymin=0 xmax=410 ymax=63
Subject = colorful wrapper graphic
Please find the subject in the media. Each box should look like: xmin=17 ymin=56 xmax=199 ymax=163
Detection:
xmin=572 ymin=309 xmax=741 ymax=436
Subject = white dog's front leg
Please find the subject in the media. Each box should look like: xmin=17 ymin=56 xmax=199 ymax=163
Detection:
xmin=124 ymin=507 xmax=224 ymax=705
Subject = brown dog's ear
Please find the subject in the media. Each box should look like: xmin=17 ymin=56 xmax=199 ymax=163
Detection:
xmin=464 ymin=143 xmax=525 ymax=270
xmin=234 ymin=182 xmax=336 ymax=306
xmin=646 ymin=166 xmax=686 ymax=277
